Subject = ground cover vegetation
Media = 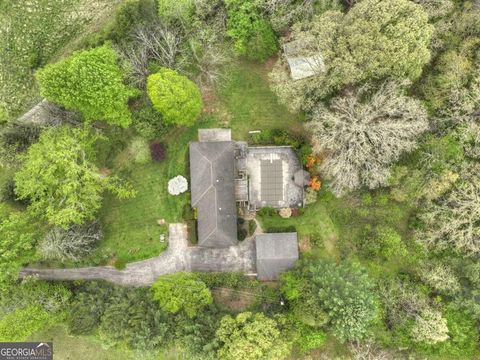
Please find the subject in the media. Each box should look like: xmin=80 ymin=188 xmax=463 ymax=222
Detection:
xmin=1 ymin=0 xmax=480 ymax=358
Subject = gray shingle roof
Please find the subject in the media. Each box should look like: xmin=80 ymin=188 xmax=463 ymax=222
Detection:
xmin=255 ymin=233 xmax=299 ymax=280
xmin=189 ymin=141 xmax=238 ymax=248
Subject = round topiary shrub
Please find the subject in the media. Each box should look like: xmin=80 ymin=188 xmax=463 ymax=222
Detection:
xmin=168 ymin=175 xmax=188 ymax=195
xmin=147 ymin=68 xmax=202 ymax=126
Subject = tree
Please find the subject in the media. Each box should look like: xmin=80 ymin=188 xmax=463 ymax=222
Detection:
xmin=98 ymin=287 xmax=170 ymax=349
xmin=270 ymin=0 xmax=432 ymax=110
xmin=281 ymin=260 xmax=378 ymax=341
xmin=215 ymin=312 xmax=292 ymax=360
xmin=307 ymin=82 xmax=429 ymax=196
xmin=418 ymin=263 xmax=460 ymax=295
xmin=412 ymin=309 xmax=449 ymax=345
xmin=151 ymin=272 xmax=212 ymax=318
xmin=158 ymin=0 xmax=195 ymax=22
xmin=36 ymin=45 xmax=137 ymax=127
xmin=418 ymin=165 xmax=480 ymax=256
xmin=363 ymin=226 xmax=408 ymax=261
xmin=337 ymin=0 xmax=432 ymax=82
xmin=38 ymin=222 xmax=102 ymax=261
xmin=14 ymin=126 xmax=135 ymax=228
xmin=147 ymin=68 xmax=202 ymax=126
xmin=0 ymin=209 xmax=39 ymax=290
xmin=0 ymin=305 xmax=52 ymax=342
xmin=225 ymin=0 xmax=278 ymax=61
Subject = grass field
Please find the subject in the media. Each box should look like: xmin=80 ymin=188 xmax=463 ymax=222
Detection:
xmin=258 ymin=188 xmax=414 ymax=269
xmin=218 ymin=61 xmax=304 ymax=140
xmin=29 ymin=325 xmax=136 ymax=360
xmin=0 ymin=0 xmax=123 ymax=120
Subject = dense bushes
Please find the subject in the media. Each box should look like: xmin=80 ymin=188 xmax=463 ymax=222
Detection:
xmin=249 ymin=128 xmax=304 ymax=149
xmin=0 ymin=209 xmax=40 ymax=290
xmin=281 ymin=259 xmax=378 ymax=341
xmin=150 ymin=142 xmax=166 ymax=162
xmin=225 ymin=0 xmax=278 ymax=61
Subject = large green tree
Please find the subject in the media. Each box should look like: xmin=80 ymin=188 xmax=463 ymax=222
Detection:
xmin=151 ymin=272 xmax=212 ymax=318
xmin=147 ymin=68 xmax=202 ymax=126
xmin=0 ymin=207 xmax=39 ymax=290
xmin=36 ymin=45 xmax=137 ymax=127
xmin=14 ymin=126 xmax=135 ymax=228
xmin=215 ymin=312 xmax=292 ymax=360
xmin=271 ymin=0 xmax=433 ymax=111
xmin=225 ymin=0 xmax=278 ymax=61
xmin=281 ymin=260 xmax=378 ymax=341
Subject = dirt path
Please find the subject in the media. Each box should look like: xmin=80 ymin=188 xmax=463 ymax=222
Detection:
xmin=20 ymin=223 xmax=257 ymax=286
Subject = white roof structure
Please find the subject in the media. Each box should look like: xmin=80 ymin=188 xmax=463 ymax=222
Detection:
xmin=283 ymin=40 xmax=324 ymax=81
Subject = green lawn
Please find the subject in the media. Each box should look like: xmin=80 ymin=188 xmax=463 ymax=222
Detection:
xmin=29 ymin=325 xmax=135 ymax=360
xmin=93 ymin=120 xmax=217 ymax=264
xmin=258 ymin=188 xmax=414 ymax=269
xmin=218 ymin=61 xmax=304 ymax=140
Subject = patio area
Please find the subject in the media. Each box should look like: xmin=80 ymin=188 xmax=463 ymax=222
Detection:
xmin=246 ymin=146 xmax=304 ymax=209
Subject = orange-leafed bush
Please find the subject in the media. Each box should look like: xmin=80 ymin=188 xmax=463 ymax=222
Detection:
xmin=309 ymin=176 xmax=322 ymax=191
xmin=306 ymin=154 xmax=317 ymax=169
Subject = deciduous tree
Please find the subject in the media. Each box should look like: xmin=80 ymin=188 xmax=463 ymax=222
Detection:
xmin=151 ymin=272 xmax=212 ymax=318
xmin=281 ymin=260 xmax=378 ymax=341
xmin=225 ymin=0 xmax=278 ymax=61
xmin=418 ymin=164 xmax=480 ymax=256
xmin=147 ymin=68 xmax=202 ymax=126
xmin=36 ymin=45 xmax=137 ymax=127
xmin=215 ymin=312 xmax=292 ymax=360
xmin=307 ymin=82 xmax=429 ymax=196
xmin=14 ymin=127 xmax=135 ymax=228
xmin=38 ymin=222 xmax=102 ymax=261
xmin=270 ymin=0 xmax=433 ymax=110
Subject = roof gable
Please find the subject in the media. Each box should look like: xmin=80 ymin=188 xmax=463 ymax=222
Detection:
xmin=255 ymin=233 xmax=299 ymax=280
xmin=189 ymin=141 xmax=238 ymax=248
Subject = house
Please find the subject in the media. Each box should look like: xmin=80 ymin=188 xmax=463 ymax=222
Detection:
xmin=189 ymin=129 xmax=303 ymax=279
xmin=189 ymin=140 xmax=238 ymax=248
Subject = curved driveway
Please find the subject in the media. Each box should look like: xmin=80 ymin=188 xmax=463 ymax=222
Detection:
xmin=19 ymin=224 xmax=257 ymax=286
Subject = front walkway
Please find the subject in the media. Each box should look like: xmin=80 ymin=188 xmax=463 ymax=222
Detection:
xmin=20 ymin=223 xmax=257 ymax=286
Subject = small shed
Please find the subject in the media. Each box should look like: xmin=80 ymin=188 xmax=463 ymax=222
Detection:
xmin=283 ymin=40 xmax=324 ymax=81
xmin=255 ymin=233 xmax=299 ymax=280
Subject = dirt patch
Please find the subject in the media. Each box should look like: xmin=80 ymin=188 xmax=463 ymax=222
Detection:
xmin=323 ymin=234 xmax=339 ymax=258
xmin=201 ymin=87 xmax=231 ymax=125
xmin=212 ymin=287 xmax=257 ymax=311
xmin=263 ymin=55 xmax=279 ymax=72
xmin=299 ymin=235 xmax=312 ymax=252
xmin=99 ymin=167 xmax=112 ymax=177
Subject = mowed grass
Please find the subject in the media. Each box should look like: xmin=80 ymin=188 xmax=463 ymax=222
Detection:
xmin=258 ymin=188 xmax=414 ymax=265
xmin=29 ymin=325 xmax=135 ymax=360
xmin=94 ymin=121 xmax=214 ymax=263
xmin=218 ymin=60 xmax=304 ymax=140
